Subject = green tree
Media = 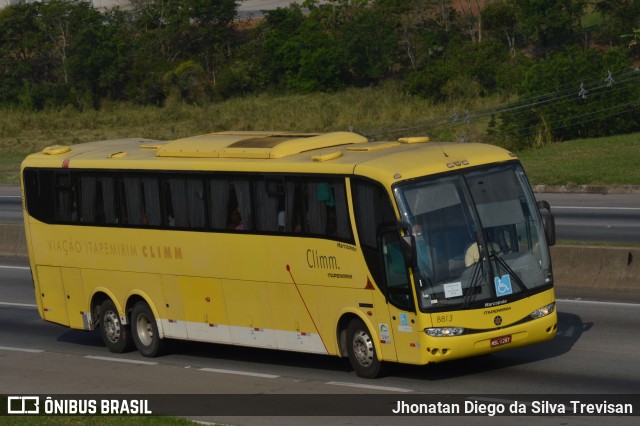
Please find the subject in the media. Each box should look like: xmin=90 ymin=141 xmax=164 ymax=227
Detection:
xmin=96 ymin=8 xmax=137 ymax=102
xmin=258 ymin=4 xmax=313 ymax=90
xmin=256 ymin=0 xmax=398 ymax=91
xmin=405 ymin=40 xmax=509 ymax=100
xmin=514 ymin=0 xmax=587 ymax=52
xmin=0 ymin=0 xmax=115 ymax=109
xmin=483 ymin=0 xmax=518 ymax=56
xmin=122 ymin=0 xmax=237 ymax=104
xmin=593 ymin=0 xmax=640 ymax=45
xmin=312 ymin=0 xmax=398 ymax=85
xmin=0 ymin=3 xmax=46 ymax=106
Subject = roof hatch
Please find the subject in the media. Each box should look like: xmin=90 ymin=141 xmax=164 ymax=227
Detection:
xmin=155 ymin=131 xmax=368 ymax=159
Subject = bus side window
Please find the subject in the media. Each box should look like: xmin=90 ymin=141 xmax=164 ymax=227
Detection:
xmin=121 ymin=175 xmax=161 ymax=226
xmin=208 ymin=176 xmax=252 ymax=232
xmin=208 ymin=176 xmax=231 ymax=230
xmin=283 ymin=178 xmax=303 ymax=233
xmin=23 ymin=169 xmax=55 ymax=224
xmin=231 ymin=178 xmax=252 ymax=231
xmin=54 ymin=171 xmax=77 ymax=223
xmin=164 ymin=177 xmax=205 ymax=229
xmin=302 ymin=178 xmax=352 ymax=240
xmin=254 ymin=177 xmax=281 ymax=232
xmin=254 ymin=177 xmax=302 ymax=234
xmin=79 ymin=174 xmax=118 ymax=225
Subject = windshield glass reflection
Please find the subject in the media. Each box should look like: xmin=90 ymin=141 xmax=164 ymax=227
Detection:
xmin=395 ymin=164 xmax=552 ymax=310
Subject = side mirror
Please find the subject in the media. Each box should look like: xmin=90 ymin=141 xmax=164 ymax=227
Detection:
xmin=397 ymin=221 xmax=417 ymax=267
xmin=537 ymin=200 xmax=556 ymax=246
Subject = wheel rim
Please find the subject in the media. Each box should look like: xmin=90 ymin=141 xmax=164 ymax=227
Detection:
xmin=352 ymin=330 xmax=374 ymax=367
xmin=135 ymin=313 xmax=154 ymax=347
xmin=104 ymin=310 xmax=121 ymax=343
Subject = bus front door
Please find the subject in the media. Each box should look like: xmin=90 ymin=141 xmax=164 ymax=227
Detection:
xmin=380 ymin=229 xmax=422 ymax=365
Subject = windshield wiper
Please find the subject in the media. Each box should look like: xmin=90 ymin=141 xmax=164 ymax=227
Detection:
xmin=462 ymin=254 xmax=486 ymax=309
xmin=490 ymin=250 xmax=530 ymax=295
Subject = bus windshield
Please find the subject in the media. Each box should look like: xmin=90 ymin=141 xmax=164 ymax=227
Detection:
xmin=394 ymin=164 xmax=552 ymax=311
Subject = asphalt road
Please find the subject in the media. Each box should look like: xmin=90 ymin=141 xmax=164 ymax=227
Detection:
xmin=0 ymin=186 xmax=21 ymax=224
xmin=536 ymin=192 xmax=640 ymax=244
xmin=1 ymin=259 xmax=639 ymax=425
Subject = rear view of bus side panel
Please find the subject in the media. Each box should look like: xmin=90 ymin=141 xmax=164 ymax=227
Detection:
xmin=34 ymin=266 xmax=69 ymax=326
xmin=34 ymin=266 xmax=89 ymax=330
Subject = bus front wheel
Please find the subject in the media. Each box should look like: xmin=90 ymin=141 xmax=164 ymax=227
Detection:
xmin=346 ymin=318 xmax=383 ymax=378
xmin=130 ymin=301 xmax=168 ymax=357
xmin=99 ymin=299 xmax=134 ymax=353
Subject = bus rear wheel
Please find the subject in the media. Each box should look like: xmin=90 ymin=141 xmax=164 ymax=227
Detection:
xmin=100 ymin=299 xmax=134 ymax=353
xmin=130 ymin=301 xmax=168 ymax=357
xmin=346 ymin=318 xmax=383 ymax=378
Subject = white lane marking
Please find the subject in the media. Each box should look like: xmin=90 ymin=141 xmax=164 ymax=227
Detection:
xmin=0 ymin=302 xmax=37 ymax=309
xmin=554 ymin=206 xmax=640 ymax=211
xmin=556 ymin=298 xmax=640 ymax=308
xmin=199 ymin=367 xmax=279 ymax=379
xmin=0 ymin=265 xmax=30 ymax=271
xmin=0 ymin=346 xmax=44 ymax=353
xmin=326 ymin=381 xmax=413 ymax=393
xmin=84 ymin=355 xmax=158 ymax=365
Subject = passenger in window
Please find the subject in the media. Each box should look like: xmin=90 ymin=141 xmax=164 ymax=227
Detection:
xmin=228 ymin=210 xmax=245 ymax=231
xmin=292 ymin=214 xmax=302 ymax=233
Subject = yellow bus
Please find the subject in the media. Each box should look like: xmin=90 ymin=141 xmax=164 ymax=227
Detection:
xmin=21 ymin=131 xmax=557 ymax=378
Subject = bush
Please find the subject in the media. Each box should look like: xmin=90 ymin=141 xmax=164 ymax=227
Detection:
xmin=405 ymin=41 xmax=509 ymax=101
xmin=164 ymin=61 xmax=210 ymax=105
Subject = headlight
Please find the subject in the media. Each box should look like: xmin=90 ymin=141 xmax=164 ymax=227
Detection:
xmin=425 ymin=327 xmax=465 ymax=337
xmin=529 ymin=302 xmax=555 ymax=319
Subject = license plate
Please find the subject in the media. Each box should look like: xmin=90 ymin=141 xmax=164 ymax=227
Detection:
xmin=490 ymin=335 xmax=512 ymax=347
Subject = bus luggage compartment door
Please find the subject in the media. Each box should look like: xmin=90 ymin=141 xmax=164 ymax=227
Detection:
xmin=36 ymin=266 xmax=69 ymax=326
xmin=36 ymin=266 xmax=88 ymax=329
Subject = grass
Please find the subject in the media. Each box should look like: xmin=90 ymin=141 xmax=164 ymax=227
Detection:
xmin=0 ymin=416 xmax=199 ymax=425
xmin=1 ymin=85 xmax=638 ymax=187
xmin=516 ymin=133 xmax=640 ymax=186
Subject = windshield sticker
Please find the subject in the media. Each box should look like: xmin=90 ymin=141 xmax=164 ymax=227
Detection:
xmin=444 ymin=282 xmax=463 ymax=299
xmin=494 ymin=274 xmax=513 ymax=297
xmin=379 ymin=324 xmax=391 ymax=344
xmin=398 ymin=313 xmax=412 ymax=332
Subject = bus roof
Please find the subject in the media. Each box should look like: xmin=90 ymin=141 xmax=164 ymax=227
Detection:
xmin=21 ymin=131 xmax=517 ymax=185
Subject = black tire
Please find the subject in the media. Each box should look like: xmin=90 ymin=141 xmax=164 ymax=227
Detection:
xmin=346 ymin=318 xmax=383 ymax=378
xmin=99 ymin=299 xmax=134 ymax=353
xmin=130 ymin=301 xmax=168 ymax=357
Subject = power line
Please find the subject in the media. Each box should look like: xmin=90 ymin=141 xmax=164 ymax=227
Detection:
xmin=361 ymin=68 xmax=640 ymax=143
